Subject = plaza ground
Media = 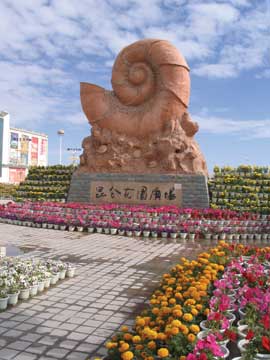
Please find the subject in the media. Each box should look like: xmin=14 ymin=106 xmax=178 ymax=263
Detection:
xmin=0 ymin=224 xmax=211 ymax=360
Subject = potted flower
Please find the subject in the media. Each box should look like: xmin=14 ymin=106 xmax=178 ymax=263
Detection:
xmin=7 ymin=281 xmax=20 ymax=306
xmin=18 ymin=277 xmax=30 ymax=300
xmin=66 ymin=263 xmax=76 ymax=278
xmin=0 ymin=288 xmax=9 ymax=310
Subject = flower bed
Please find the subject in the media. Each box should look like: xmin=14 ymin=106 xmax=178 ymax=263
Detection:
xmin=0 ymin=202 xmax=269 ymax=243
xmin=0 ymin=257 xmax=76 ymax=310
xmin=210 ymin=165 xmax=270 ymax=214
xmin=13 ymin=165 xmax=75 ymax=202
xmin=104 ymin=242 xmax=270 ymax=360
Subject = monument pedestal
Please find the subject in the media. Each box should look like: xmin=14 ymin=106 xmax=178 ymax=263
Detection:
xmin=67 ymin=173 xmax=209 ymax=208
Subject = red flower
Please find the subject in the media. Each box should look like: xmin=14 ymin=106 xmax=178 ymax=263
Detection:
xmin=262 ymin=315 xmax=270 ymax=330
xmin=246 ymin=330 xmax=255 ymax=340
xmin=262 ymin=336 xmax=270 ymax=351
xmin=199 ymin=353 xmax=207 ymax=360
xmin=225 ymin=329 xmax=237 ymax=342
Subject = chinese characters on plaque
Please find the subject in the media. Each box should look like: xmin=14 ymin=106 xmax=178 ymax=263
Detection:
xmin=90 ymin=181 xmax=182 ymax=206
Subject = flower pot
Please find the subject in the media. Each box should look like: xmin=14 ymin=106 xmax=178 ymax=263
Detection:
xmin=42 ymin=223 xmax=48 ymax=229
xmin=66 ymin=267 xmax=76 ymax=278
xmin=110 ymin=228 xmax=118 ymax=235
xmin=60 ymin=225 xmax=66 ymax=231
xmin=218 ymin=345 xmax=230 ymax=359
xmin=53 ymin=224 xmax=59 ymax=230
xmin=30 ymin=285 xmax=38 ymax=297
xmin=118 ymin=230 xmax=125 ymax=236
xmin=151 ymin=231 xmax=158 ymax=238
xmin=238 ymin=339 xmax=249 ymax=353
xmin=48 ymin=224 xmax=54 ymax=229
xmin=238 ymin=325 xmax=248 ymax=339
xmin=161 ymin=232 xmax=168 ymax=238
xmin=239 ymin=307 xmax=246 ymax=319
xmin=87 ymin=227 xmax=94 ymax=233
xmin=170 ymin=232 xmax=178 ymax=239
xmin=134 ymin=231 xmax=142 ymax=237
xmin=77 ymin=226 xmax=84 ymax=232
xmin=38 ymin=281 xmax=45 ymax=292
xmin=44 ymin=278 xmax=51 ymax=288
xmin=8 ymin=293 xmax=19 ymax=306
xmin=96 ymin=227 xmax=103 ymax=233
xmin=189 ymin=233 xmax=196 ymax=241
xmin=143 ymin=231 xmax=150 ymax=237
xmin=19 ymin=288 xmax=30 ymax=300
xmin=255 ymin=353 xmax=270 ymax=359
xmin=59 ymin=270 xmax=66 ymax=280
xmin=68 ymin=226 xmax=75 ymax=232
xmin=50 ymin=273 xmax=59 ymax=285
xmin=0 ymin=297 xmax=9 ymax=310
xmin=180 ymin=233 xmax=187 ymax=240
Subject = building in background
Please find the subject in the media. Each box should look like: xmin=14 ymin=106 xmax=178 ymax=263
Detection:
xmin=0 ymin=111 xmax=48 ymax=184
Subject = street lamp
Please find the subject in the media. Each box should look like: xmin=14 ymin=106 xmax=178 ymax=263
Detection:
xmin=57 ymin=130 xmax=64 ymax=164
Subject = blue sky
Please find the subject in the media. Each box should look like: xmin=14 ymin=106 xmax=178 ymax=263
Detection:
xmin=1 ymin=0 xmax=270 ymax=172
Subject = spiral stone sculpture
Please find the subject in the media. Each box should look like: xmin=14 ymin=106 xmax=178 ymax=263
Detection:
xmin=79 ymin=39 xmax=207 ymax=175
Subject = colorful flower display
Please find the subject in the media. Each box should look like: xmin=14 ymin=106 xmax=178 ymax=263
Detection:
xmin=0 ymin=256 xmax=76 ymax=310
xmin=0 ymin=202 xmax=269 ymax=243
xmin=210 ymin=165 xmax=270 ymax=214
xmin=13 ymin=165 xmax=75 ymax=202
xmin=104 ymin=242 xmax=270 ymax=360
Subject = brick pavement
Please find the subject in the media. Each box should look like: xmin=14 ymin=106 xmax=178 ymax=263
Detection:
xmin=0 ymin=223 xmax=210 ymax=360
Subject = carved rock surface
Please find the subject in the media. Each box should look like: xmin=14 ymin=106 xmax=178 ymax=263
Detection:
xmin=79 ymin=39 xmax=208 ymax=175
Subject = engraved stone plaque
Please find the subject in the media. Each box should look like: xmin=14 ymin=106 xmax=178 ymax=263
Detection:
xmin=90 ymin=181 xmax=182 ymax=206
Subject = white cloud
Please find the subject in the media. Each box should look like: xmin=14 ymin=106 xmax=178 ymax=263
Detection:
xmin=0 ymin=0 xmax=269 ymax=129
xmin=194 ymin=114 xmax=270 ymax=139
xmin=193 ymin=63 xmax=237 ymax=78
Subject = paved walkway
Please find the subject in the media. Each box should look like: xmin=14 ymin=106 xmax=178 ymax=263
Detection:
xmin=0 ymin=224 xmax=209 ymax=360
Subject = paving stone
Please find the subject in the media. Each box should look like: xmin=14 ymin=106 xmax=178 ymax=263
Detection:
xmin=27 ymin=344 xmax=47 ymax=355
xmin=59 ymin=340 xmax=79 ymax=350
xmin=4 ymin=329 xmax=24 ymax=338
xmin=38 ymin=336 xmax=58 ymax=346
xmin=65 ymin=351 xmax=89 ymax=360
xmin=7 ymin=341 xmax=32 ymax=351
xmin=13 ymin=353 xmax=38 ymax=360
xmin=45 ymin=348 xmax=69 ymax=358
xmin=0 ymin=348 xmax=20 ymax=359
xmin=20 ymin=334 xmax=42 ymax=343
xmin=0 ymin=223 xmax=210 ymax=358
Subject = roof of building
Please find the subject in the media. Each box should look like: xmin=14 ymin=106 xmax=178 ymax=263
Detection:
xmin=0 ymin=111 xmax=9 ymax=117
xmin=10 ymin=127 xmax=48 ymax=138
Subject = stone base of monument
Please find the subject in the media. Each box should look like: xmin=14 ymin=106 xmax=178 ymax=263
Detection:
xmin=67 ymin=173 xmax=209 ymax=208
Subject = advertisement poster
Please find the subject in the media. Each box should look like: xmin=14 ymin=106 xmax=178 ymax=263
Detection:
xmin=0 ymin=118 xmax=3 ymax=177
xmin=20 ymin=135 xmax=29 ymax=166
xmin=31 ymin=137 xmax=38 ymax=165
xmin=9 ymin=168 xmax=26 ymax=183
xmin=10 ymin=132 xmax=18 ymax=149
xmin=39 ymin=138 xmax=47 ymax=165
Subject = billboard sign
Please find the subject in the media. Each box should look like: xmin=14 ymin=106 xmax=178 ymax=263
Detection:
xmin=39 ymin=138 xmax=47 ymax=165
xmin=31 ymin=137 xmax=38 ymax=165
xmin=0 ymin=117 xmax=3 ymax=176
xmin=10 ymin=132 xmax=18 ymax=149
xmin=20 ymin=135 xmax=29 ymax=166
